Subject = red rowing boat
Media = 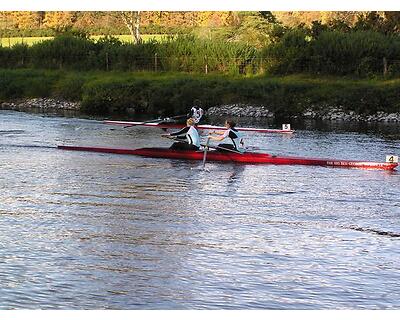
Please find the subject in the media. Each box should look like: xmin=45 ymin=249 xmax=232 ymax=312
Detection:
xmin=104 ymin=120 xmax=294 ymax=134
xmin=57 ymin=145 xmax=398 ymax=170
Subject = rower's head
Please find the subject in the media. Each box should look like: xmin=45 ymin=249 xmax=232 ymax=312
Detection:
xmin=225 ymin=120 xmax=236 ymax=129
xmin=187 ymin=118 xmax=196 ymax=126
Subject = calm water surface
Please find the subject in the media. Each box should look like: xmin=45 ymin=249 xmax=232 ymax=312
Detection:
xmin=0 ymin=109 xmax=399 ymax=309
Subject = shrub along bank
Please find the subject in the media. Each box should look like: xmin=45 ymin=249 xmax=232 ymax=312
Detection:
xmin=0 ymin=69 xmax=399 ymax=118
xmin=2 ymin=31 xmax=400 ymax=77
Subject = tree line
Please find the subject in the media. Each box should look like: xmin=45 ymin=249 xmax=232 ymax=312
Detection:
xmin=2 ymin=11 xmax=399 ymax=37
xmin=0 ymin=11 xmax=239 ymax=38
xmin=1 ymin=11 xmax=400 ymax=77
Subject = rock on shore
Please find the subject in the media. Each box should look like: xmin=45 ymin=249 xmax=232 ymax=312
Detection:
xmin=207 ymin=104 xmax=274 ymax=118
xmin=302 ymin=107 xmax=400 ymax=122
xmin=1 ymin=99 xmax=399 ymax=122
xmin=207 ymin=104 xmax=400 ymax=122
xmin=1 ymin=98 xmax=81 ymax=111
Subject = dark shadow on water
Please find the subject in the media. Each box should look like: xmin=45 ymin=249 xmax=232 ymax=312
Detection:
xmin=0 ymin=130 xmax=26 ymax=135
xmin=0 ymin=143 xmax=57 ymax=149
xmin=346 ymin=225 xmax=400 ymax=238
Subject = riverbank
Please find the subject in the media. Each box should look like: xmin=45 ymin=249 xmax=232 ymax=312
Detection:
xmin=1 ymin=69 xmax=399 ymax=122
xmin=2 ymin=98 xmax=400 ymax=123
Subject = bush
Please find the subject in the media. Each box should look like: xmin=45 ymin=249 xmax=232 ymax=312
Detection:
xmin=264 ymin=29 xmax=400 ymax=76
xmin=0 ymin=43 xmax=29 ymax=68
xmin=54 ymin=72 xmax=88 ymax=101
xmin=81 ymin=77 xmax=153 ymax=114
xmin=30 ymin=34 xmax=97 ymax=70
xmin=2 ymin=69 xmax=400 ymax=117
xmin=1 ymin=33 xmax=259 ymax=75
xmin=79 ymin=73 xmax=400 ymax=117
xmin=262 ymin=28 xmax=310 ymax=74
xmin=0 ymin=69 xmax=59 ymax=99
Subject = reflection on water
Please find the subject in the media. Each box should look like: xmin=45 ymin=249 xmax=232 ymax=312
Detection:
xmin=0 ymin=109 xmax=399 ymax=309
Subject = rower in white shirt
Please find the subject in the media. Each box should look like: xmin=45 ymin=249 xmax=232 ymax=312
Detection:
xmin=162 ymin=118 xmax=200 ymax=151
xmin=208 ymin=120 xmax=245 ymax=153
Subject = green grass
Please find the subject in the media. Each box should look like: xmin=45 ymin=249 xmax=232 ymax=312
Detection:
xmin=1 ymin=68 xmax=399 ymax=116
xmin=0 ymin=34 xmax=166 ymax=47
xmin=91 ymin=34 xmax=166 ymax=43
xmin=0 ymin=36 xmax=53 ymax=47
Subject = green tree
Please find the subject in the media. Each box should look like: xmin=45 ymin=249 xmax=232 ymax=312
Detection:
xmin=227 ymin=12 xmax=283 ymax=48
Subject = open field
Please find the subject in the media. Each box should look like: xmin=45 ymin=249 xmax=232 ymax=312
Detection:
xmin=0 ymin=36 xmax=53 ymax=47
xmin=91 ymin=34 xmax=166 ymax=43
xmin=0 ymin=34 xmax=165 ymax=47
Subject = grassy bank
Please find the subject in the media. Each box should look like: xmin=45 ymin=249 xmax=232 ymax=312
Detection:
xmin=0 ymin=34 xmax=165 ymax=47
xmin=1 ymin=69 xmax=399 ymax=117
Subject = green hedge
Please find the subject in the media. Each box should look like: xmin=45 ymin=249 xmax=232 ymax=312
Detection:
xmin=0 ymin=33 xmax=256 ymax=74
xmin=0 ymin=69 xmax=60 ymax=100
xmin=264 ymin=30 xmax=400 ymax=76
xmin=1 ymin=69 xmax=399 ymax=117
xmin=3 ymin=29 xmax=400 ymax=77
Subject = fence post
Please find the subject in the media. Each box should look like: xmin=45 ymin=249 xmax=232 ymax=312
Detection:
xmin=154 ymin=53 xmax=158 ymax=72
xmin=106 ymin=52 xmax=109 ymax=71
xmin=383 ymin=57 xmax=388 ymax=77
xmin=205 ymin=55 xmax=208 ymax=74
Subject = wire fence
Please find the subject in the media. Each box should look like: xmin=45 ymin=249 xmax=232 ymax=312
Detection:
xmin=1 ymin=50 xmax=400 ymax=76
xmin=0 ymin=53 xmax=270 ymax=74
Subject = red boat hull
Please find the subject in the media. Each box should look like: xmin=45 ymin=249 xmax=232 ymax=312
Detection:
xmin=57 ymin=145 xmax=398 ymax=170
xmin=104 ymin=120 xmax=294 ymax=134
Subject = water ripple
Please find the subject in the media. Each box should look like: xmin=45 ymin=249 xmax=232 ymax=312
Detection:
xmin=0 ymin=110 xmax=399 ymax=309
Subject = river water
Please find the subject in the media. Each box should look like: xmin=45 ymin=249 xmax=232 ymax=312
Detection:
xmin=0 ymin=109 xmax=399 ymax=309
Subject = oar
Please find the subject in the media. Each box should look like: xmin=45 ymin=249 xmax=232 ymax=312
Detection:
xmin=122 ymin=114 xmax=188 ymax=128
xmin=141 ymin=117 xmax=164 ymax=124
xmin=150 ymin=114 xmax=187 ymax=124
xmin=167 ymin=114 xmax=187 ymax=120
xmin=122 ymin=117 xmax=163 ymax=128
xmin=161 ymin=135 xmax=185 ymax=141
xmin=202 ymin=138 xmax=211 ymax=169
xmin=201 ymin=144 xmax=243 ymax=154
xmin=243 ymin=145 xmax=260 ymax=151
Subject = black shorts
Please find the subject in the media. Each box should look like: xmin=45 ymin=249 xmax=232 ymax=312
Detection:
xmin=216 ymin=143 xmax=237 ymax=152
xmin=170 ymin=142 xmax=199 ymax=151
